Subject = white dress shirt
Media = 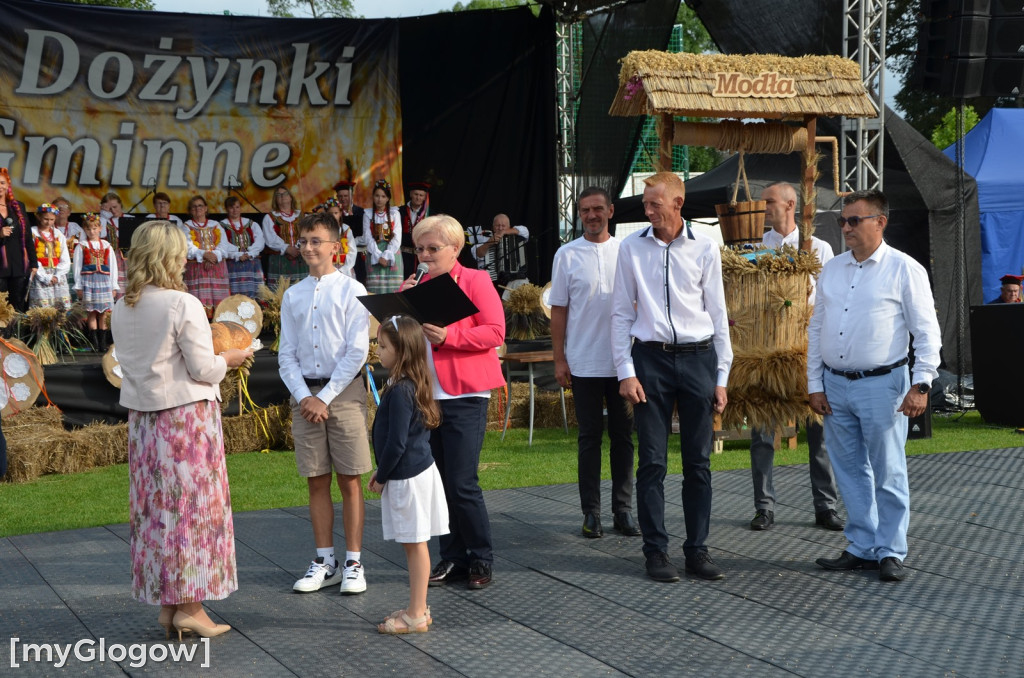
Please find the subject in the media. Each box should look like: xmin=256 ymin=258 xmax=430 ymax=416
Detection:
xmin=548 ymin=235 xmax=620 ymax=378
xmin=469 ymin=225 xmax=530 ymax=267
xmin=761 ymin=227 xmax=834 ymax=304
xmin=611 ymin=225 xmax=733 ymax=387
xmin=807 ymin=240 xmax=941 ymax=393
xmin=278 ymin=270 xmax=369 ymax=405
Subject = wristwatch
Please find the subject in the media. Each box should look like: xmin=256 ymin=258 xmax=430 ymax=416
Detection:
xmin=914 ymin=383 xmax=930 ymax=394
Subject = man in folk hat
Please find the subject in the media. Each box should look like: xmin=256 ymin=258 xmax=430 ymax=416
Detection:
xmin=399 ymin=182 xmax=430 ymax=275
xmin=333 ymin=180 xmax=366 ymax=284
xmin=747 ymin=181 xmax=844 ymax=533
xmin=988 ymin=274 xmax=1022 ymax=304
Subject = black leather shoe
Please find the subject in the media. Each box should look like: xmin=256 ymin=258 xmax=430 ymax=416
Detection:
xmin=645 ymin=551 xmax=680 ymax=582
xmin=815 ymin=550 xmax=879 ymax=571
xmin=581 ymin=513 xmax=603 ymax=538
xmin=750 ymin=509 xmax=774 ymax=531
xmin=815 ymin=509 xmax=846 ymax=531
xmin=612 ymin=511 xmax=641 ymax=536
xmin=879 ymin=557 xmax=906 ymax=582
xmin=467 ymin=561 xmax=493 ymax=590
xmin=685 ymin=551 xmax=725 ymax=580
xmin=428 ymin=560 xmax=468 ymax=587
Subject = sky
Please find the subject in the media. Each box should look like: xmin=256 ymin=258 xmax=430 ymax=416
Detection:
xmin=153 ymin=0 xmax=457 ymax=17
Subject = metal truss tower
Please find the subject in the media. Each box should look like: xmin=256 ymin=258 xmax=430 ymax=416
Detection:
xmin=841 ymin=0 xmax=887 ymax=191
xmin=555 ymin=20 xmax=578 ymax=243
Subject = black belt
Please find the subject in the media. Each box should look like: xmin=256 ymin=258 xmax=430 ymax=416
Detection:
xmin=824 ymin=357 xmax=908 ymax=380
xmin=303 ymin=376 xmax=330 ymax=388
xmin=637 ymin=338 xmax=713 ymax=353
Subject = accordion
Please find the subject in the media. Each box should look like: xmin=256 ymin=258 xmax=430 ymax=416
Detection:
xmin=484 ymin=233 xmax=527 ymax=284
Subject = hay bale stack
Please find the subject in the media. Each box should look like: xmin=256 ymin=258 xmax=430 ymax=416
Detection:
xmin=485 ymin=382 xmax=577 ymax=431
xmin=720 ymin=245 xmax=821 ymax=430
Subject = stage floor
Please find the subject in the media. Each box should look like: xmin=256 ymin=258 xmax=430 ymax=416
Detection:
xmin=2 ymin=448 xmax=1022 ymax=676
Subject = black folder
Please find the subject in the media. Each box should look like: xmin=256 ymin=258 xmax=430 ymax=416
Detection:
xmin=357 ymin=273 xmax=479 ymax=327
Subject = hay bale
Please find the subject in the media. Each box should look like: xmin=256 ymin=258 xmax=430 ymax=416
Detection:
xmin=487 ymin=382 xmax=577 ymax=431
xmin=222 ymin=402 xmax=293 ymax=454
xmin=3 ymin=407 xmax=64 ymax=483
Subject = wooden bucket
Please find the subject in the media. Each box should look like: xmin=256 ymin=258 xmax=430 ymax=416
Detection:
xmin=716 ymin=200 xmax=766 ymax=243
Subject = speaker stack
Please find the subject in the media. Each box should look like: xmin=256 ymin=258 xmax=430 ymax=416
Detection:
xmin=917 ymin=0 xmax=1024 ymax=98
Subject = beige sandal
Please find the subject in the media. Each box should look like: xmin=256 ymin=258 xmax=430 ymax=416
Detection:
xmin=378 ymin=610 xmax=429 ymax=634
xmin=385 ymin=607 xmax=432 ymax=626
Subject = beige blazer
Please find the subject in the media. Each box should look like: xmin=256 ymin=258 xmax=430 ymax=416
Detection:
xmin=111 ymin=286 xmax=227 ymax=412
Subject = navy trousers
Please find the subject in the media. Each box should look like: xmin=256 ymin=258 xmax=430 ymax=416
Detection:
xmin=631 ymin=342 xmax=717 ymax=558
xmin=430 ymin=396 xmax=493 ymax=566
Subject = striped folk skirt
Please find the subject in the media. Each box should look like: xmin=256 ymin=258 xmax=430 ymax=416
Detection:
xmin=226 ymin=257 xmax=265 ymax=298
xmin=128 ymin=400 xmax=237 ymax=605
xmin=77 ymin=273 xmax=116 ymax=313
xmin=265 ymin=254 xmax=308 ymax=289
xmin=184 ymin=260 xmax=231 ymax=312
xmin=366 ymin=245 xmax=404 ymax=294
xmin=28 ymin=271 xmax=72 ymax=308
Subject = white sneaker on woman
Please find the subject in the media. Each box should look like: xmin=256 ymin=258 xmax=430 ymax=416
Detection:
xmin=293 ymin=557 xmax=342 ymax=593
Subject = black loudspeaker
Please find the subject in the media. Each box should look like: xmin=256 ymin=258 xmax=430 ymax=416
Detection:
xmin=987 ymin=19 xmax=1024 ymax=57
xmin=908 ymin=397 xmax=933 ymax=440
xmin=970 ymin=304 xmax=1024 ymax=427
xmin=921 ymin=57 xmax=987 ymax=97
xmin=982 ymin=58 xmax=1024 ymax=97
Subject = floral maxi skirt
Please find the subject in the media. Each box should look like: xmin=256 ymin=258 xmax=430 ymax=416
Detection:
xmin=128 ymin=400 xmax=237 ymax=605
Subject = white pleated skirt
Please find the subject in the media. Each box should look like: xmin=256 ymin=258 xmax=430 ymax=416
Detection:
xmin=381 ymin=462 xmax=450 ymax=544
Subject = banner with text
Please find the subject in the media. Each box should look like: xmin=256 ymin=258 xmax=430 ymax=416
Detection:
xmin=0 ymin=0 xmax=401 ymax=214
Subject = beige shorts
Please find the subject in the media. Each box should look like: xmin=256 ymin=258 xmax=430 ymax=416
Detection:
xmin=291 ymin=377 xmax=372 ymax=478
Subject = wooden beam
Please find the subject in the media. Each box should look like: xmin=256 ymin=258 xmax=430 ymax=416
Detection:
xmin=800 ymin=114 xmax=817 ymax=247
xmin=657 ymin=113 xmax=673 ymax=172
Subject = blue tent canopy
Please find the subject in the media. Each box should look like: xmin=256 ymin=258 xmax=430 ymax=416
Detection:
xmin=944 ymin=108 xmax=1024 ymax=302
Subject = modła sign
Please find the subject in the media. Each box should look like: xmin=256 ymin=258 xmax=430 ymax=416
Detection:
xmin=712 ymin=72 xmax=796 ymax=98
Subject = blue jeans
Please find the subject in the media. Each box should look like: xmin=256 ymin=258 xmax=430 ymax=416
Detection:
xmin=823 ymin=367 xmax=911 ymax=561
xmin=430 ymin=397 xmax=493 ymax=566
xmin=631 ymin=342 xmax=716 ymax=558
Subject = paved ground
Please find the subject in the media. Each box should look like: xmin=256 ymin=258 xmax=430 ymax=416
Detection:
xmin=2 ymin=447 xmax=1022 ymax=676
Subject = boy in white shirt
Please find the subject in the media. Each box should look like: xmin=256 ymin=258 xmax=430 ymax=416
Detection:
xmin=278 ymin=211 xmax=372 ymax=594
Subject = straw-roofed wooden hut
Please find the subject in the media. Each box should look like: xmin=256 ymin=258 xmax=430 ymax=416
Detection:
xmin=609 ymin=51 xmax=880 ymax=433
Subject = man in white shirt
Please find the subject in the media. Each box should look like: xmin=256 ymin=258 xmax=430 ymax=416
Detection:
xmin=808 ymin=189 xmax=941 ymax=583
xmin=551 ymin=187 xmax=639 ymax=540
xmin=611 ymin=171 xmax=732 ymax=582
xmin=748 ymin=182 xmax=843 ymax=533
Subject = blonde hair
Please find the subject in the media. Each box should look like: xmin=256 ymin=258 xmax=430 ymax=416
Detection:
xmin=122 ymin=220 xmax=188 ymax=307
xmin=412 ymin=214 xmax=464 ymax=254
xmin=378 ymin=316 xmax=441 ymax=429
xmin=643 ymin=171 xmax=685 ymax=199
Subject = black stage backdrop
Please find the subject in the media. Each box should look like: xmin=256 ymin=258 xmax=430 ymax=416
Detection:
xmin=576 ymin=0 xmax=680 ymax=215
xmin=398 ymin=6 xmax=557 ymax=285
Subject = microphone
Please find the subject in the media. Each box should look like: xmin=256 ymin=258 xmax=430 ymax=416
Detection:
xmin=413 ymin=262 xmax=429 ymax=285
xmin=3 ymin=217 xmax=12 ymax=227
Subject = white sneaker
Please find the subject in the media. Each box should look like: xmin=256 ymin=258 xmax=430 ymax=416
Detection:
xmin=292 ymin=557 xmax=342 ymax=593
xmin=340 ymin=559 xmax=367 ymax=595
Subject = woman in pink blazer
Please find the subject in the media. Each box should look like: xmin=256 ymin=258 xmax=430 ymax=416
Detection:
xmin=400 ymin=214 xmax=505 ymax=590
xmin=111 ymin=221 xmax=251 ymax=641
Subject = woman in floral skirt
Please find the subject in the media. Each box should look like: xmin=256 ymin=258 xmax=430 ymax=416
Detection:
xmin=111 ymin=221 xmax=251 ymax=640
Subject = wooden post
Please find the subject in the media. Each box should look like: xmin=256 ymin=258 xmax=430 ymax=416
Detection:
xmin=800 ymin=114 xmax=817 ymax=249
xmin=657 ymin=113 xmax=674 ymax=172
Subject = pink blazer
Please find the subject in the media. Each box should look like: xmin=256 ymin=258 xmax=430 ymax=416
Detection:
xmin=111 ymin=286 xmax=227 ymax=412
xmin=425 ymin=262 xmax=505 ymax=395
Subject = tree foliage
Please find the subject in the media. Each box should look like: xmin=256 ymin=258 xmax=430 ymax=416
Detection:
xmin=267 ymin=0 xmax=355 ymax=18
xmin=62 ymin=0 xmax=155 ymax=9
xmin=930 ymin=105 xmax=980 ymax=150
